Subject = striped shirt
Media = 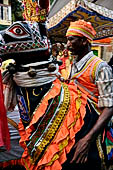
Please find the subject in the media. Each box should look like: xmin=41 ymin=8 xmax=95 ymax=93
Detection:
xmin=71 ymin=51 xmax=113 ymax=108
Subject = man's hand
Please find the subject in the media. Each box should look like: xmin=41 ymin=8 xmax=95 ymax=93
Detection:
xmin=70 ymin=107 xmax=113 ymax=164
xmin=70 ymin=136 xmax=91 ymax=164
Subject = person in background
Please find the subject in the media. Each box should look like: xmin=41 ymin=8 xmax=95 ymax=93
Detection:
xmin=59 ymin=49 xmax=72 ymax=80
xmin=62 ymin=19 xmax=113 ymax=170
xmin=0 ymin=60 xmax=24 ymax=169
xmin=52 ymin=43 xmax=65 ymax=60
xmin=56 ymin=43 xmax=65 ymax=61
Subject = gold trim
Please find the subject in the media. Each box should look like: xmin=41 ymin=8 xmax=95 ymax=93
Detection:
xmin=92 ymin=59 xmax=102 ymax=80
xmin=7 ymin=117 xmax=18 ymax=130
xmin=39 ymin=137 xmax=70 ymax=169
xmin=33 ymin=83 xmax=70 ymax=162
xmin=23 ymin=158 xmax=31 ymax=170
xmin=106 ymin=145 xmax=113 ymax=154
xmin=72 ymin=56 xmax=97 ymax=79
xmin=96 ymin=134 xmax=107 ymax=169
xmin=39 ymin=89 xmax=83 ymax=169
xmin=68 ymin=89 xmax=82 ymax=129
xmin=25 ymin=88 xmax=31 ymax=114
xmin=32 ymin=88 xmax=41 ymax=97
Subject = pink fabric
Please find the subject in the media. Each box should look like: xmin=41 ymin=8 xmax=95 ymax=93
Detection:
xmin=0 ymin=70 xmax=10 ymax=150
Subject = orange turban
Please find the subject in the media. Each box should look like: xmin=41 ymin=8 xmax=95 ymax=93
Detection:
xmin=66 ymin=20 xmax=96 ymax=41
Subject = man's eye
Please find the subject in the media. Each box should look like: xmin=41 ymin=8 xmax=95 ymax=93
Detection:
xmin=67 ymin=36 xmax=79 ymax=41
xmin=67 ymin=37 xmax=75 ymax=41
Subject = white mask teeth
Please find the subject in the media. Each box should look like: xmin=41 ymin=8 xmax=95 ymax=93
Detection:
xmin=0 ymin=34 xmax=5 ymax=45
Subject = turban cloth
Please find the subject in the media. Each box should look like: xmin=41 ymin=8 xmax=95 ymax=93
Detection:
xmin=66 ymin=20 xmax=96 ymax=41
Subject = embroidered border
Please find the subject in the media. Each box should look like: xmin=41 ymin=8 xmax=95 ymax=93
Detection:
xmin=72 ymin=56 xmax=98 ymax=79
xmin=96 ymin=134 xmax=107 ymax=169
xmin=27 ymin=83 xmax=70 ymax=163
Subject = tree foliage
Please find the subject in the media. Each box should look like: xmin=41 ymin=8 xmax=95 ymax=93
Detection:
xmin=50 ymin=0 xmax=54 ymax=5
xmin=11 ymin=0 xmax=23 ymax=22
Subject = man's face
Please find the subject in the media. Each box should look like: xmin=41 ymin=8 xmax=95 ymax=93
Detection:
xmin=66 ymin=36 xmax=84 ymax=55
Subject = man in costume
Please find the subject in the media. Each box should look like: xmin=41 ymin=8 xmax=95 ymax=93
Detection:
xmin=62 ymin=19 xmax=113 ymax=170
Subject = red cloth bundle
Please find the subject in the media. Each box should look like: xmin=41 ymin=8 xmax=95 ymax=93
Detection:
xmin=0 ymin=70 xmax=10 ymax=151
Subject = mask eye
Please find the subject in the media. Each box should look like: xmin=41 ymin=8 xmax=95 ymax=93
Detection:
xmin=6 ymin=24 xmax=30 ymax=39
xmin=13 ymin=27 xmax=24 ymax=35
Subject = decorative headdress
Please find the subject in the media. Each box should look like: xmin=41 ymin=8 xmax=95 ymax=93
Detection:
xmin=66 ymin=20 xmax=96 ymax=41
xmin=21 ymin=0 xmax=50 ymax=22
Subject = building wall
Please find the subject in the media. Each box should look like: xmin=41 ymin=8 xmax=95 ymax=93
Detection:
xmin=102 ymin=45 xmax=112 ymax=62
xmin=3 ymin=0 xmax=9 ymax=5
xmin=0 ymin=0 xmax=11 ymax=28
xmin=92 ymin=45 xmax=112 ymax=63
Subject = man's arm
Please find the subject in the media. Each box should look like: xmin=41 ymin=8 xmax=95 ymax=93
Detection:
xmin=70 ymin=107 xmax=113 ymax=164
xmin=71 ymin=63 xmax=113 ymax=164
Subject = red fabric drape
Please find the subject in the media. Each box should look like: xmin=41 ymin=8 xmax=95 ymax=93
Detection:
xmin=0 ymin=70 xmax=10 ymax=150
